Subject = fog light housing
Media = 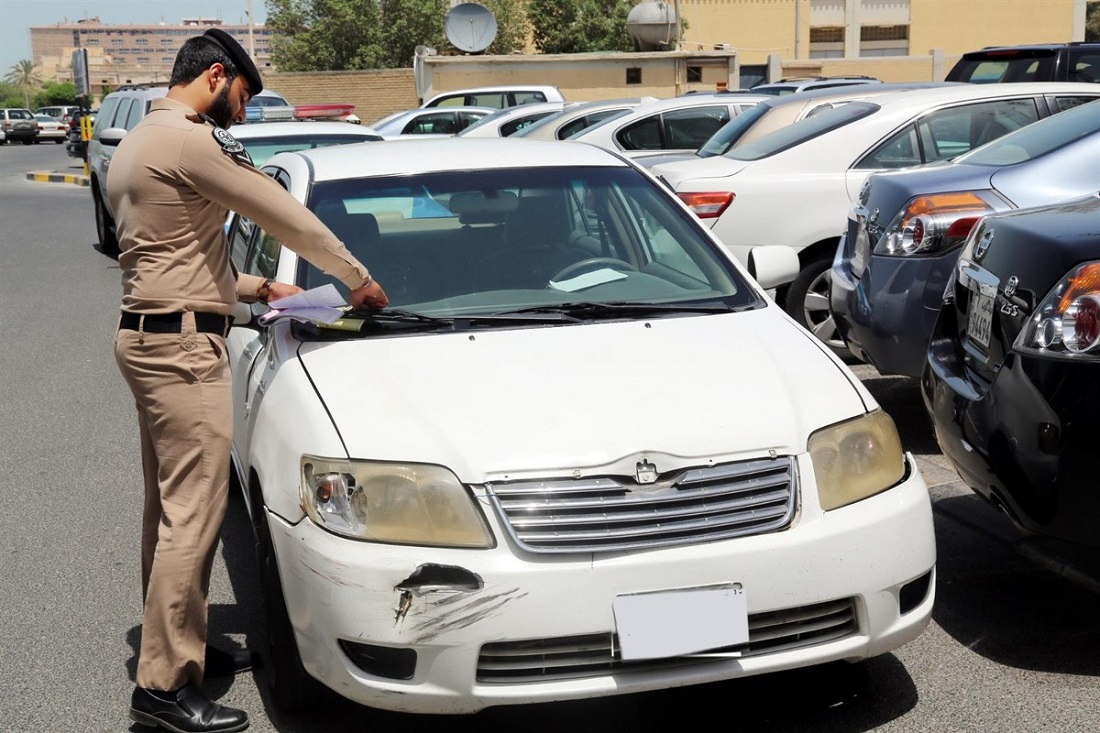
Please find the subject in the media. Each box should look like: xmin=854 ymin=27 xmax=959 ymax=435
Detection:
xmin=339 ymin=640 xmax=417 ymax=680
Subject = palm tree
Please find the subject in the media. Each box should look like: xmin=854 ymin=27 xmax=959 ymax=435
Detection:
xmin=5 ymin=60 xmax=42 ymax=109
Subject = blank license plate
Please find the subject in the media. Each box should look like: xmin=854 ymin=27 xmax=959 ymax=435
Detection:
xmin=613 ymin=584 xmax=748 ymax=661
xmin=967 ymin=281 xmax=996 ymax=350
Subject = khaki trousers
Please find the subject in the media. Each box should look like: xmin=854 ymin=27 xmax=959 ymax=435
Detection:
xmin=114 ymin=313 xmax=232 ymax=690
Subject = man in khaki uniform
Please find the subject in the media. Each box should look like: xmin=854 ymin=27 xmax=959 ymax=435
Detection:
xmin=110 ymin=29 xmax=387 ymax=733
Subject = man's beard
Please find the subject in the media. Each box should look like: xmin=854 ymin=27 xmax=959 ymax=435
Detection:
xmin=208 ymin=84 xmax=234 ymax=129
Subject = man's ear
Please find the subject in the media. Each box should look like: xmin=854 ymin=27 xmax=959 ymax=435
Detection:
xmin=207 ymin=62 xmax=226 ymax=90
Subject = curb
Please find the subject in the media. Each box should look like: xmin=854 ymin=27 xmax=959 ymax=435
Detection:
xmin=26 ymin=170 xmax=89 ymax=187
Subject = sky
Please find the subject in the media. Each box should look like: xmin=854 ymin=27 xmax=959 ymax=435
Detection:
xmin=0 ymin=0 xmax=267 ymax=75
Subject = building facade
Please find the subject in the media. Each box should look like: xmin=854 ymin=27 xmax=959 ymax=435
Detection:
xmin=30 ymin=16 xmax=272 ymax=98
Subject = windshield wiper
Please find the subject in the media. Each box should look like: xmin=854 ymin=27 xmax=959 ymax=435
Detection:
xmin=496 ymin=301 xmax=738 ymax=319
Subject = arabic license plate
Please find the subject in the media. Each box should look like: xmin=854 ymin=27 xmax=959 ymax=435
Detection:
xmin=967 ymin=281 xmax=996 ymax=350
xmin=613 ymin=584 xmax=747 ymax=661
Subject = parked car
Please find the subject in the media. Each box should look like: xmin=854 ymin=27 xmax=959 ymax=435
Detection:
xmin=568 ymin=93 xmax=771 ymax=160
xmin=831 ymin=99 xmax=1100 ymax=377
xmin=649 ymin=83 xmax=1100 ymax=353
xmin=35 ymin=104 xmax=79 ymax=123
xmin=922 ymin=191 xmax=1100 ymax=546
xmin=0 ymin=108 xmax=39 ymax=145
xmin=749 ymin=76 xmax=882 ymax=95
xmin=945 ymin=42 xmax=1100 ymax=84
xmin=244 ymin=88 xmax=297 ymax=123
xmin=88 ymin=86 xmax=168 ymax=255
xmin=66 ymin=109 xmax=97 ymax=159
xmin=369 ymin=106 xmax=493 ymax=138
xmin=456 ymin=101 xmax=565 ymax=137
xmin=421 ymin=84 xmax=565 ymax=108
xmin=511 ymin=96 xmax=658 ymax=141
xmin=636 ymin=82 xmax=963 ymax=170
xmin=33 ymin=114 xmax=67 ymax=143
xmin=225 ymin=137 xmax=936 ymax=715
xmin=227 ymin=120 xmax=383 ymax=166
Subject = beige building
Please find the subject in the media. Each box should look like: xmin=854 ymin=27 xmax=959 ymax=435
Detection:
xmin=28 ymin=1 xmax=1090 ymax=120
xmin=30 ymin=16 xmax=272 ymax=98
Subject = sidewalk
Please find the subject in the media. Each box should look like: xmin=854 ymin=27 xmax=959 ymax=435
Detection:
xmin=26 ymin=160 xmax=89 ymax=187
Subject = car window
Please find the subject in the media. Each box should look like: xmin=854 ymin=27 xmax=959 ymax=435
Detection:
xmin=228 ymin=215 xmax=255 ymax=269
xmin=663 ymin=105 xmax=733 ymax=149
xmin=953 ymin=55 xmax=1057 ymax=83
xmin=561 ymin=109 xmax=630 ymax=139
xmin=457 ymin=111 xmax=487 ymax=130
xmin=857 ymin=98 xmax=1040 ymax=169
xmin=1051 ymin=94 xmax=1100 ymax=112
xmin=512 ymin=92 xmax=547 ymax=105
xmin=698 ymin=102 xmax=773 ymax=156
xmin=92 ymin=97 xmax=121 ymax=134
xmin=124 ymin=99 xmax=145 ymax=130
xmin=243 ymin=226 xmax=281 ymax=280
xmin=958 ymin=99 xmax=1100 ymax=166
xmin=112 ymin=99 xmax=134 ymax=130
xmin=404 ymin=111 xmax=457 ymax=135
xmin=727 ymin=101 xmax=879 ymax=161
xmin=469 ymin=92 xmax=507 ymax=108
xmin=500 ymin=112 xmax=555 ymax=137
xmin=1070 ymin=51 xmax=1100 ymax=83
xmin=296 ymin=166 xmax=755 ymax=313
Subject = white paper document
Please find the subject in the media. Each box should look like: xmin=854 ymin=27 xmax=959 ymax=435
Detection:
xmin=548 ymin=268 xmax=628 ymax=292
xmin=258 ymin=283 xmax=348 ymax=325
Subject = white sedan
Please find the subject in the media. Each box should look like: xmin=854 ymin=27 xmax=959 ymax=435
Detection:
xmin=226 ymin=138 xmax=935 ymax=715
xmin=368 ymin=106 xmax=493 ymax=138
xmin=567 ymin=93 xmax=770 ymax=160
xmin=228 ymin=120 xmax=382 ymax=167
xmin=456 ymin=101 xmax=565 ymax=137
xmin=650 ymin=82 xmax=1100 ymax=351
xmin=33 ymin=114 xmax=67 ymax=143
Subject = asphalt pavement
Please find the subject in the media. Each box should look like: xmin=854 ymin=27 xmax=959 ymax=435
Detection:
xmin=24 ymin=164 xmax=1100 ymax=598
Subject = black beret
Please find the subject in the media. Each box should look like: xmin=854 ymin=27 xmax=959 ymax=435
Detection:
xmin=202 ymin=28 xmax=263 ymax=95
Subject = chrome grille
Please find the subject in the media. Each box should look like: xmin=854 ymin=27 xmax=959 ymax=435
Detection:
xmin=486 ymin=457 xmax=797 ymax=553
xmin=477 ymin=598 xmax=857 ymax=682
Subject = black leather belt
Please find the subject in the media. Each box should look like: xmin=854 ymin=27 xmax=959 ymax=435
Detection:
xmin=119 ymin=311 xmax=230 ymax=335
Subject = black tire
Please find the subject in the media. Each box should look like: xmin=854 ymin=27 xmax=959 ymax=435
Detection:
xmin=22 ymin=138 xmax=34 ymax=145
xmin=93 ymin=188 xmax=120 ymax=256
xmin=253 ymin=500 xmax=327 ymax=713
xmin=55 ymin=139 xmax=64 ymax=144
xmin=783 ymin=254 xmax=849 ymax=357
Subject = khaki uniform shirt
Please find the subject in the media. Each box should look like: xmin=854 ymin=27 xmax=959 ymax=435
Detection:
xmin=107 ymin=97 xmax=370 ymax=315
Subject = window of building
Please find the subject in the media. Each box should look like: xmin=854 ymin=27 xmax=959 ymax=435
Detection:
xmin=136 ymin=38 xmax=148 ymax=45
xmin=87 ymin=39 xmax=99 ymax=46
xmin=111 ymin=38 xmax=123 ymax=46
xmin=809 ymin=26 xmax=843 ymax=59
xmin=860 ymin=25 xmax=909 ymax=57
xmin=626 ymin=67 xmax=642 ymax=84
xmin=687 ymin=66 xmax=702 ymax=83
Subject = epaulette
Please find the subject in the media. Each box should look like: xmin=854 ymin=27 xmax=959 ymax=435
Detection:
xmin=202 ymin=114 xmax=254 ymax=167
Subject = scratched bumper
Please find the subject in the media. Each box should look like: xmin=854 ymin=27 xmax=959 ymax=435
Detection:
xmin=268 ymin=455 xmax=935 ymax=715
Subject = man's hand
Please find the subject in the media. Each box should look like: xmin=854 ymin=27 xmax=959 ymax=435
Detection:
xmin=266 ymin=281 xmax=303 ymax=303
xmin=350 ymin=279 xmax=389 ymax=310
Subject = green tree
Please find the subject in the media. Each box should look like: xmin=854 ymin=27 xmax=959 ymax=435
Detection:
xmin=379 ymin=0 xmax=449 ymax=66
xmin=34 ymin=81 xmax=77 ymax=108
xmin=527 ymin=0 xmax=635 ymax=54
xmin=1087 ymin=1 xmax=1099 ymax=42
xmin=0 ymin=80 xmax=24 ymax=108
xmin=480 ymin=0 xmax=529 ymax=54
xmin=4 ymin=59 xmax=43 ymax=108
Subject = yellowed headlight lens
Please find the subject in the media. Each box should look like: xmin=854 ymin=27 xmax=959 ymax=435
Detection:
xmin=809 ymin=410 xmax=905 ymax=511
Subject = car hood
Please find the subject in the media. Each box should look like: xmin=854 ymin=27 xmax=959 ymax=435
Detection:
xmin=649 ymin=155 xmax=752 ymax=188
xmin=297 ymin=312 xmax=865 ymax=481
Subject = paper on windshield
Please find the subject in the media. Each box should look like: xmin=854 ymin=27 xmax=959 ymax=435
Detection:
xmin=259 ymin=283 xmax=348 ymax=325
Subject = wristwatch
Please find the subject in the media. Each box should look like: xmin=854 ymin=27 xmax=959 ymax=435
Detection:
xmin=257 ymin=278 xmax=275 ymax=301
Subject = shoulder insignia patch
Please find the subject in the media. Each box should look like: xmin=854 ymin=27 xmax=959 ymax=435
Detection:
xmin=211 ymin=126 xmax=254 ymax=166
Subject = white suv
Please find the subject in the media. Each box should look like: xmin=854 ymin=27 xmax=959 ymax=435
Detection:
xmin=749 ymin=76 xmax=881 ymax=96
xmin=420 ymin=84 xmax=565 ymax=109
xmin=88 ymin=86 xmax=168 ymax=256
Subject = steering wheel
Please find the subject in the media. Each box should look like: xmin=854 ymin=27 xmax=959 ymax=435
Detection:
xmin=551 ymin=257 xmax=638 ymax=282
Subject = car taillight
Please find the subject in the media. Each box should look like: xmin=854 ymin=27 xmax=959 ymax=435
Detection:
xmin=1016 ymin=261 xmax=1100 ymax=359
xmin=676 ymin=191 xmax=734 ymax=219
xmin=875 ymin=192 xmax=997 ymax=256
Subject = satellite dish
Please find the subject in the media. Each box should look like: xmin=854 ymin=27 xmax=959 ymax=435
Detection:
xmin=444 ymin=2 xmax=497 ymax=54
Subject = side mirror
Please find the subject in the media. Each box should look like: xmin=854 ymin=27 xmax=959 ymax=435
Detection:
xmin=99 ymin=127 xmax=127 ymax=147
xmin=747 ymin=245 xmax=800 ymax=291
xmin=231 ymin=301 xmax=259 ymax=329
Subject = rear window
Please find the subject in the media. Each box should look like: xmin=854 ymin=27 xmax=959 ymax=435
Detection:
xmin=948 ymin=50 xmax=1058 ymax=83
xmin=725 ymin=101 xmax=879 ymax=161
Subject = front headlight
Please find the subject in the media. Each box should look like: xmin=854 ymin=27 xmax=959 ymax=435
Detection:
xmin=300 ymin=456 xmax=494 ymax=548
xmin=809 ymin=410 xmax=905 ymax=511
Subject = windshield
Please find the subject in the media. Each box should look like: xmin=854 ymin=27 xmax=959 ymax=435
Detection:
xmin=956 ymin=98 xmax=1100 ymax=166
xmin=697 ymin=102 xmax=773 ymax=157
xmin=299 ymin=166 xmax=759 ymax=325
xmin=725 ymin=101 xmax=879 ymax=161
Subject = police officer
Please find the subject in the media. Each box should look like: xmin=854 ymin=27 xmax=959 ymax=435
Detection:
xmin=110 ymin=29 xmax=387 ymax=733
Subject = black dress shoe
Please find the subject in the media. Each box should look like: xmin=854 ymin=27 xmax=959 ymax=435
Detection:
xmin=204 ymin=644 xmax=258 ymax=677
xmin=129 ymin=685 xmax=249 ymax=733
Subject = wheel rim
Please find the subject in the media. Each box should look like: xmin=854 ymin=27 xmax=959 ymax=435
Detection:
xmin=802 ymin=267 xmax=845 ymax=351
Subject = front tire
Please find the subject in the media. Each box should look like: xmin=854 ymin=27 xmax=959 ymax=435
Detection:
xmin=253 ymin=499 xmax=327 ymax=713
xmin=93 ymin=187 xmax=120 ymax=256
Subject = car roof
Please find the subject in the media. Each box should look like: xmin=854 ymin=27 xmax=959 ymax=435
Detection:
xmin=265 ymin=138 xmax=630 ymax=181
xmin=834 ymin=81 xmax=1100 ymax=109
xmin=748 ymin=81 xmax=961 ymax=109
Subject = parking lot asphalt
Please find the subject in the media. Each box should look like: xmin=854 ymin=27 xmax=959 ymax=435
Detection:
xmin=24 ymin=166 xmax=1100 ymax=596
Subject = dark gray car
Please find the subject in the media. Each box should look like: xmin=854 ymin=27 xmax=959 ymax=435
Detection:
xmin=830 ymin=98 xmax=1100 ymax=377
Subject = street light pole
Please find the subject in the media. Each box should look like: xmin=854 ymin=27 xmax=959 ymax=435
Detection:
xmin=247 ymin=0 xmax=255 ymax=57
